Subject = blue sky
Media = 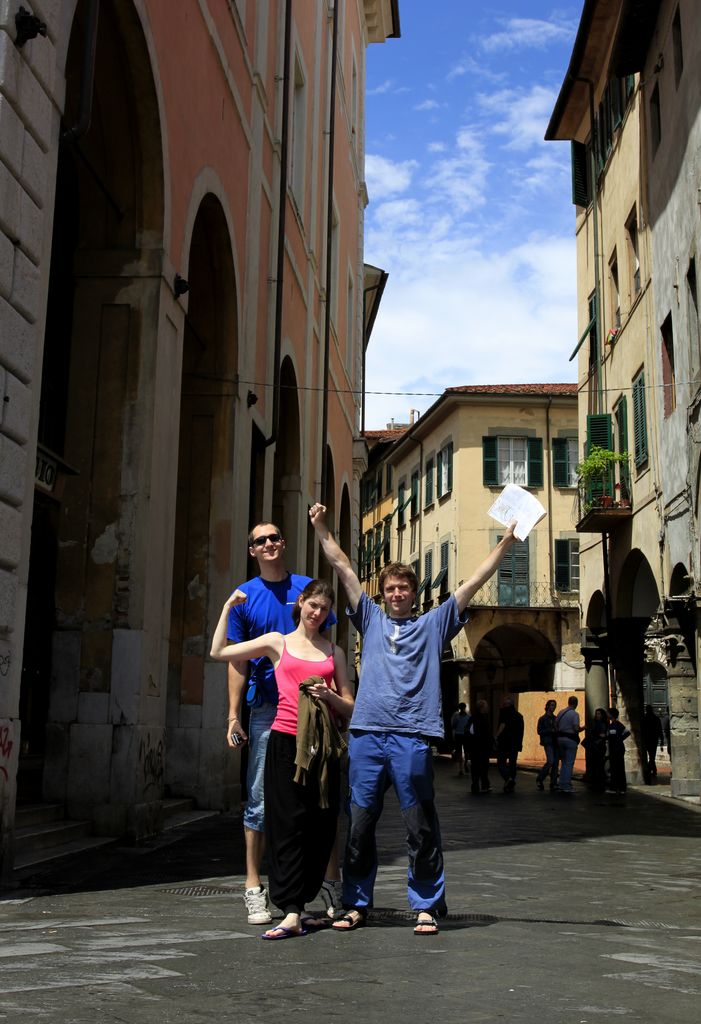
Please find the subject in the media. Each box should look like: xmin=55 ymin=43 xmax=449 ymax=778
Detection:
xmin=362 ymin=2 xmax=582 ymax=429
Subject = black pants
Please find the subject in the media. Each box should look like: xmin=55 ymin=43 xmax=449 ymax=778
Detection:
xmin=470 ymin=749 xmax=491 ymax=792
xmin=264 ymin=730 xmax=340 ymax=915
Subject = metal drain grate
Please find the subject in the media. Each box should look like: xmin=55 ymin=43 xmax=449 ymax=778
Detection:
xmin=161 ymin=884 xmax=238 ymax=897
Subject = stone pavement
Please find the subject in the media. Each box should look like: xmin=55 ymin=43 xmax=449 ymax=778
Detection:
xmin=1 ymin=761 xmax=700 ymax=1024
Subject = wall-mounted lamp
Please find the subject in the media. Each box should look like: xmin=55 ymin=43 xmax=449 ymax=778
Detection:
xmin=247 ymin=391 xmax=258 ymax=408
xmin=174 ymin=274 xmax=189 ymax=298
xmin=15 ymin=6 xmax=47 ymax=47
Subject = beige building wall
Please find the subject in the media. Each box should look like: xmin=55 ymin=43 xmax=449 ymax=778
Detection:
xmin=360 ymin=386 xmax=583 ymax=742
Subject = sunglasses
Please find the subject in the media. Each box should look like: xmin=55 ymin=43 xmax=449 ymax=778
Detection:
xmin=251 ymin=532 xmax=282 ymax=548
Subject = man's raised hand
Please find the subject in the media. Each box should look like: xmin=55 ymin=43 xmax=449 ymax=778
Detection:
xmin=309 ymin=502 xmax=327 ymax=528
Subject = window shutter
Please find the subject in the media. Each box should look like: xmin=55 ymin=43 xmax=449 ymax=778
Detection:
xmin=527 ymin=438 xmax=543 ymax=487
xmin=586 ymin=413 xmax=613 ymax=453
xmin=425 ymin=458 xmax=434 ymax=505
xmin=616 ymin=397 xmax=630 ymax=499
xmin=552 ymin=438 xmax=568 ymax=487
xmin=437 ymin=449 xmax=444 ymax=498
xmin=446 ymin=443 xmax=453 ymax=491
xmin=571 ymin=141 xmax=590 ymax=207
xmin=398 ymin=483 xmax=406 ymax=528
xmin=554 ymin=539 xmax=571 ymax=591
xmin=483 ymin=436 xmax=498 ymax=485
xmin=633 ymin=373 xmax=648 ymax=466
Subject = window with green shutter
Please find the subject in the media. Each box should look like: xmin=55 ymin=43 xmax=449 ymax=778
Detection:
xmin=571 ymin=140 xmax=590 ymax=207
xmin=437 ymin=442 xmax=453 ymax=497
xmin=498 ymin=537 xmax=529 ymax=606
xmin=527 ymin=437 xmax=543 ymax=487
xmin=424 ymin=457 xmax=434 ymax=506
xmin=410 ymin=470 xmax=420 ymax=518
xmin=632 ymin=371 xmax=648 ymax=467
xmin=553 ymin=438 xmax=578 ymax=487
xmin=483 ymin=437 xmax=498 ymax=486
xmin=555 ymin=538 xmax=579 ymax=592
xmin=615 ymin=397 xmax=630 ymax=500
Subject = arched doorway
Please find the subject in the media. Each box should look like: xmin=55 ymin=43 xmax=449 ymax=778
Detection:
xmin=272 ymin=357 xmax=302 ymax=560
xmin=336 ymin=483 xmax=352 ymax=658
xmin=167 ymin=194 xmax=238 ymax=807
xmin=20 ymin=0 xmax=165 ymax=819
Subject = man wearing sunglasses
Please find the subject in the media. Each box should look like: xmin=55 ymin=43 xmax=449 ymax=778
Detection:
xmin=226 ymin=522 xmax=337 ymax=924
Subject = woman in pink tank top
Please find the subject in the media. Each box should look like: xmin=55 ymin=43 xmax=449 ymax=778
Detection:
xmin=212 ymin=578 xmax=354 ymax=939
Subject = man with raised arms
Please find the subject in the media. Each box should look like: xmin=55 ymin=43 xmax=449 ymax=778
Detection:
xmin=309 ymin=502 xmax=516 ymax=936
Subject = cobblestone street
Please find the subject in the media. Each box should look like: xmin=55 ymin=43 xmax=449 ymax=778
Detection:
xmin=2 ymin=762 xmax=700 ymax=1023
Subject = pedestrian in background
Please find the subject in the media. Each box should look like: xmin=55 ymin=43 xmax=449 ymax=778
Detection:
xmin=585 ymin=707 xmax=609 ymax=792
xmin=469 ymin=699 xmax=493 ymax=795
xmin=555 ymin=695 xmax=583 ymax=794
xmin=535 ymin=699 xmax=559 ymax=791
xmin=641 ymin=704 xmax=664 ymax=784
xmin=607 ymin=707 xmax=630 ymax=795
xmin=495 ymin=696 xmax=524 ymax=794
xmin=451 ymin=702 xmax=471 ymax=777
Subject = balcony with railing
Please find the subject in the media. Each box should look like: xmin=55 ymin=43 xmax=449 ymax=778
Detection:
xmin=468 ymin=580 xmax=579 ymax=609
xmin=574 ymin=450 xmax=633 ymax=533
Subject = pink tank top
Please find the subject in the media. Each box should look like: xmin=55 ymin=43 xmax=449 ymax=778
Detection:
xmin=272 ymin=641 xmax=335 ymax=736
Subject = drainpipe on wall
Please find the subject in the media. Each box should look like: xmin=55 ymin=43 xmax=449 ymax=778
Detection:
xmin=545 ymin=397 xmax=555 ymax=595
xmin=264 ymin=0 xmax=293 ymax=450
xmin=319 ymin=0 xmax=340 ymax=504
xmin=61 ymin=0 xmax=100 ymax=143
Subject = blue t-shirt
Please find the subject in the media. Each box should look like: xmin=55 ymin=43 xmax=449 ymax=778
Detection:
xmin=226 ymin=573 xmax=335 ymax=707
xmin=348 ymin=592 xmax=468 ymax=738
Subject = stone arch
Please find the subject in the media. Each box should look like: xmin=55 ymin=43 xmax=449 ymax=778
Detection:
xmin=616 ymin=549 xmax=660 ymax=618
xmin=586 ymin=589 xmax=607 ymax=627
xmin=336 ymin=482 xmax=352 ymax=658
xmin=167 ymin=192 xmax=238 ymax=804
xmin=670 ymin=562 xmax=692 ymax=596
xmin=471 ymin=624 xmax=559 ymax=714
xmin=21 ymin=0 xmax=166 ymax=817
xmin=272 ymin=357 xmax=302 ymax=561
xmin=318 ymin=446 xmax=337 ymax=586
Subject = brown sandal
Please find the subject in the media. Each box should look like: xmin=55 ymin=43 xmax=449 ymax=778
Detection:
xmin=331 ymin=909 xmax=366 ymax=931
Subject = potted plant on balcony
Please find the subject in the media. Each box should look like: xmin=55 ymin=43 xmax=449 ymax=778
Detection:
xmin=576 ymin=446 xmax=629 ymax=511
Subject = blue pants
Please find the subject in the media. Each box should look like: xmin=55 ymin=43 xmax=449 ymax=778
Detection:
xmin=243 ymin=703 xmax=276 ymax=832
xmin=343 ymin=731 xmax=445 ymax=913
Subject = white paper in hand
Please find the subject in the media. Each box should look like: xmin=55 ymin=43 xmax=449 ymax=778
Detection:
xmin=487 ymin=484 xmax=547 ymax=542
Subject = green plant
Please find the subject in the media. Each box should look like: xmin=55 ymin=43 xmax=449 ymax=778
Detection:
xmin=576 ymin=445 xmax=629 ymax=483
xmin=577 ymin=446 xmax=629 ymax=512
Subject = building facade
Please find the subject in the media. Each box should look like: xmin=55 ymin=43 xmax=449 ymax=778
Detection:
xmin=360 ymin=385 xmax=583 ymax=743
xmin=0 ymin=0 xmax=399 ymax=877
xmin=547 ymin=0 xmax=700 ymax=798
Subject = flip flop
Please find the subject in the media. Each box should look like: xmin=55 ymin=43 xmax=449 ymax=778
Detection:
xmin=331 ymin=910 xmax=366 ymax=931
xmin=261 ymin=925 xmax=308 ymax=940
xmin=414 ymin=915 xmax=439 ymax=936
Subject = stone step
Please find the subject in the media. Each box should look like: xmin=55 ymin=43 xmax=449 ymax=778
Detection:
xmin=15 ymin=817 xmax=94 ymax=857
xmin=15 ymin=802 xmax=66 ymax=829
xmin=13 ymin=835 xmax=118 ymax=872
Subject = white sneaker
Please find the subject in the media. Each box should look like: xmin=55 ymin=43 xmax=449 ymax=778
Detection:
xmin=244 ymin=885 xmax=272 ymax=925
xmin=319 ymin=879 xmax=343 ymax=919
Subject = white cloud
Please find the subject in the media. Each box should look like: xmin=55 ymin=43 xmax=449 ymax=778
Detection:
xmin=363 ymin=235 xmax=577 ymax=430
xmin=480 ymin=17 xmax=576 ymax=54
xmin=368 ymin=79 xmax=395 ymax=95
xmin=365 ymin=154 xmax=419 ymax=201
xmin=478 ymin=85 xmax=559 ymax=151
xmin=427 ymin=142 xmax=447 ymax=153
xmin=414 ymin=99 xmax=440 ymax=112
xmin=426 ymin=126 xmax=491 ymax=214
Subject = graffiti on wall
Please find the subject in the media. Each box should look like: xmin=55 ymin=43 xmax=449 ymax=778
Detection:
xmin=0 ymin=724 xmax=13 ymax=782
xmin=138 ymin=732 xmax=164 ymax=794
